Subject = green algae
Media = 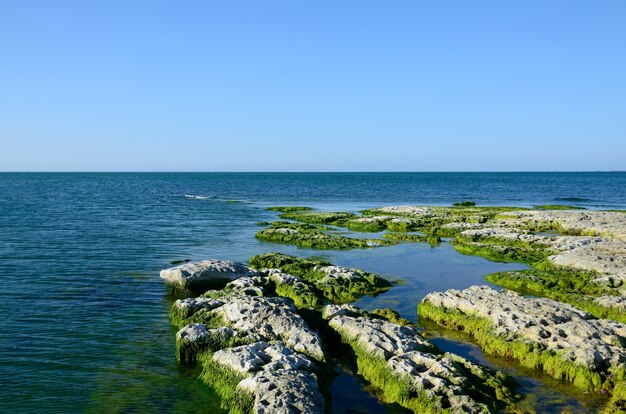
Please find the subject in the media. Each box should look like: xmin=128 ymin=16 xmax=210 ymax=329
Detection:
xmin=485 ymin=270 xmax=626 ymax=323
xmin=603 ymin=381 xmax=626 ymax=413
xmin=383 ymin=232 xmax=441 ymax=245
xmin=199 ymin=356 xmax=254 ymax=414
xmin=170 ymin=306 xmax=227 ymax=331
xmin=249 ymin=253 xmax=392 ymax=304
xmin=453 ymin=201 xmax=476 ymax=207
xmin=266 ymin=206 xmax=314 ymax=212
xmin=333 ymin=328 xmax=523 ymax=413
xmin=255 ymin=221 xmax=395 ymax=249
xmin=417 ymin=301 xmax=622 ymax=393
xmin=345 ymin=218 xmax=388 ymax=232
xmin=250 ymin=252 xmax=331 ymax=276
xmin=278 ymin=210 xmax=358 ymax=225
xmin=451 ymin=240 xmax=550 ymax=264
xmin=385 ymin=219 xmax=420 ymax=232
xmin=368 ymin=308 xmax=414 ymax=326
xmin=176 ymin=327 xmax=251 ymax=364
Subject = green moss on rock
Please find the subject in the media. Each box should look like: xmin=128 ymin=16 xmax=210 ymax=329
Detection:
xmin=418 ymin=301 xmax=611 ymax=392
xmin=278 ymin=210 xmax=358 ymax=225
xmin=249 ymin=253 xmax=392 ymax=304
xmin=486 ymin=270 xmax=626 ymax=323
xmin=199 ymin=355 xmax=255 ymax=414
xmin=255 ymin=221 xmax=395 ymax=250
xmin=266 ymin=206 xmax=314 ymax=212
xmin=452 ymin=240 xmax=550 ymax=264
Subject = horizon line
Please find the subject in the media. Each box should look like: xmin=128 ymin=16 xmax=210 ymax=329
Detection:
xmin=0 ymin=170 xmax=624 ymax=174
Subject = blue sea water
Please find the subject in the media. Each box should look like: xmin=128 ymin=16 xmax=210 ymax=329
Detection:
xmin=0 ymin=172 xmax=625 ymax=413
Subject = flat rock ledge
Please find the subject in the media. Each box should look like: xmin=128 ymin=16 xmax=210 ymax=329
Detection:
xmin=325 ymin=305 xmax=521 ymax=414
xmin=160 ymin=259 xmax=258 ymax=292
xmin=420 ymin=285 xmax=626 ymax=391
xmin=207 ymin=341 xmax=324 ymax=414
xmin=172 ymin=293 xmax=324 ymax=362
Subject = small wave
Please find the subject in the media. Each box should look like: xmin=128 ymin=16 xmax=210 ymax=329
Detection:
xmin=554 ymin=197 xmax=592 ymax=202
xmin=184 ymin=194 xmax=214 ymax=200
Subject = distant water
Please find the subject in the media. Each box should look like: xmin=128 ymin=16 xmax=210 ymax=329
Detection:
xmin=1 ymin=172 xmax=624 ymax=413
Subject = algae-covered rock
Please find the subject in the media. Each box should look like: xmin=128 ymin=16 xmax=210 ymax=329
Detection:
xmin=485 ymin=269 xmax=626 ymax=323
xmin=497 ymin=209 xmax=626 ymax=240
xmin=204 ymin=342 xmax=324 ymax=414
xmin=328 ymin=314 xmax=436 ymax=359
xmin=256 ymin=221 xmax=394 ymax=249
xmin=326 ymin=306 xmax=522 ymax=413
xmin=160 ymin=260 xmax=258 ymax=293
xmin=249 ymin=253 xmax=392 ymax=303
xmin=170 ymin=297 xmax=225 ymax=328
xmin=176 ymin=324 xmax=239 ymax=363
xmin=420 ymin=285 xmax=626 ymax=392
xmin=171 ymin=292 xmax=324 ymax=361
xmin=217 ymin=296 xmax=324 ymax=361
xmin=264 ymin=269 xmax=321 ymax=309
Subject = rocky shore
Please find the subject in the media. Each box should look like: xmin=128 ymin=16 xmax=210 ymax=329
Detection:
xmin=159 ymin=205 xmax=626 ymax=413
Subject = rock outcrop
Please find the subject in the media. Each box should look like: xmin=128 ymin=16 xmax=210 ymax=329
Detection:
xmin=420 ymin=285 xmax=626 ymax=390
xmin=160 ymin=259 xmax=258 ymax=292
xmin=206 ymin=342 xmax=324 ymax=414
xmin=325 ymin=306 xmax=521 ymax=413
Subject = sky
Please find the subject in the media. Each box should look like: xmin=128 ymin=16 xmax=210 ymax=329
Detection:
xmin=1 ymin=1 xmax=625 ymax=172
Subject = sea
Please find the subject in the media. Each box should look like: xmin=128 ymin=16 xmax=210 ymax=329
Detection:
xmin=1 ymin=172 xmax=625 ymax=413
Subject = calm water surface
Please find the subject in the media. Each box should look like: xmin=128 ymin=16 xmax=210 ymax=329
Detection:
xmin=1 ymin=172 xmax=625 ymax=413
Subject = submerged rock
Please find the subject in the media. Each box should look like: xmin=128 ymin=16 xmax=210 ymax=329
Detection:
xmin=160 ymin=260 xmax=258 ymax=292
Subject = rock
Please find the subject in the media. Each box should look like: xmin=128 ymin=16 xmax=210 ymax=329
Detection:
xmin=312 ymin=264 xmax=391 ymax=302
xmin=388 ymin=351 xmax=495 ymax=414
xmin=499 ymin=210 xmax=626 ymax=240
xmin=421 ymin=285 xmax=626 ymax=373
xmin=208 ymin=275 xmax=268 ymax=298
xmin=216 ymin=296 xmax=324 ymax=361
xmin=210 ymin=342 xmax=324 ymax=414
xmin=459 ymin=228 xmax=552 ymax=246
xmin=321 ymin=303 xmax=361 ymax=320
xmin=160 ymin=260 xmax=258 ymax=292
xmin=170 ymin=297 xmax=225 ymax=328
xmin=328 ymin=314 xmax=435 ymax=359
xmin=594 ymin=296 xmax=626 ymax=313
xmin=173 ymin=293 xmax=324 ymax=361
xmin=326 ymin=306 xmax=520 ymax=413
xmin=377 ymin=206 xmax=433 ymax=216
xmin=176 ymin=324 xmax=236 ymax=363
xmin=547 ymin=238 xmax=626 ymax=282
xmin=264 ymin=269 xmax=320 ymax=308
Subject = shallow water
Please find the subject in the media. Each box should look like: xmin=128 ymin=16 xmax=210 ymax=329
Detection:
xmin=1 ymin=172 xmax=625 ymax=413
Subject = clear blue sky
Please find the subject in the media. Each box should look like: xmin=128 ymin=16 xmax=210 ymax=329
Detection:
xmin=1 ymin=1 xmax=625 ymax=171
